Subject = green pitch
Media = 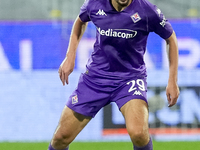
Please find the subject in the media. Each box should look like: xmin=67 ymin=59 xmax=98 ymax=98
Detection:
xmin=0 ymin=141 xmax=199 ymax=150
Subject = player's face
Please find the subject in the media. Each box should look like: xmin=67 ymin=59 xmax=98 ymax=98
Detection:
xmin=114 ymin=0 xmax=132 ymax=7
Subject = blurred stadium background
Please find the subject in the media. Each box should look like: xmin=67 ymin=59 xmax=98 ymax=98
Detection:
xmin=0 ymin=0 xmax=200 ymax=144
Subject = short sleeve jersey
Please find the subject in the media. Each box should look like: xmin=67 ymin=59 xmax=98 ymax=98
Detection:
xmin=79 ymin=0 xmax=173 ymax=88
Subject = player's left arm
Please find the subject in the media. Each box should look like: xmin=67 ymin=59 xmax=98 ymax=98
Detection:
xmin=165 ymin=31 xmax=180 ymax=107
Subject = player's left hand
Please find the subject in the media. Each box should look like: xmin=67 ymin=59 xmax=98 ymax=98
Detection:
xmin=166 ymin=80 xmax=179 ymax=107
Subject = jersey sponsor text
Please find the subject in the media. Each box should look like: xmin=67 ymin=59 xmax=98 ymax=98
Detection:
xmin=97 ymin=27 xmax=137 ymax=39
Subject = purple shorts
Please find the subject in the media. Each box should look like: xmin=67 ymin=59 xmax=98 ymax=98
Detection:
xmin=66 ymin=74 xmax=147 ymax=118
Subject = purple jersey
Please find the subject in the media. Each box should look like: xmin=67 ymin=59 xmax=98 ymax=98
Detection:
xmin=79 ymin=0 xmax=173 ymax=90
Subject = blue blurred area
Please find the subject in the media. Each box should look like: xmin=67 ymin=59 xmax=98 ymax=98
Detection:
xmin=0 ymin=22 xmax=66 ymax=69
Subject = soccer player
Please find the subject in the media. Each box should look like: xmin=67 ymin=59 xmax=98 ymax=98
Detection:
xmin=48 ymin=0 xmax=179 ymax=150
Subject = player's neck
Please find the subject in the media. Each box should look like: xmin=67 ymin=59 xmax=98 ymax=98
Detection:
xmin=111 ymin=0 xmax=133 ymax=12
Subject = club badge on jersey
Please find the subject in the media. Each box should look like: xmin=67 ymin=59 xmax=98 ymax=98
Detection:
xmin=131 ymin=12 xmax=141 ymax=23
xmin=72 ymin=95 xmax=78 ymax=104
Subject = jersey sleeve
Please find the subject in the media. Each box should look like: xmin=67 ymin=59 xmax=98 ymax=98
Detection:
xmin=146 ymin=2 xmax=173 ymax=39
xmin=79 ymin=0 xmax=91 ymax=22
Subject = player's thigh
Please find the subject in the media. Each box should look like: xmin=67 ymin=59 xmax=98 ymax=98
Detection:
xmin=120 ymin=99 xmax=149 ymax=134
xmin=53 ymin=106 xmax=91 ymax=140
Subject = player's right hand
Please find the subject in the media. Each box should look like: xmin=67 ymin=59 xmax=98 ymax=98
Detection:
xmin=58 ymin=57 xmax=75 ymax=85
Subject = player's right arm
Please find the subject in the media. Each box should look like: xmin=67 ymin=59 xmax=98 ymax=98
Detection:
xmin=59 ymin=17 xmax=88 ymax=85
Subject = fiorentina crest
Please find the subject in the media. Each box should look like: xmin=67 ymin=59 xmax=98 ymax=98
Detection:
xmin=131 ymin=12 xmax=141 ymax=23
xmin=72 ymin=95 xmax=78 ymax=104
